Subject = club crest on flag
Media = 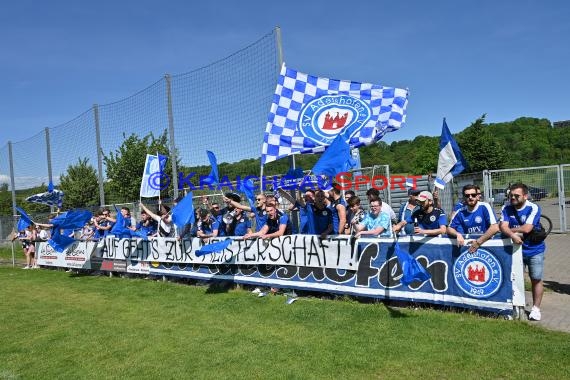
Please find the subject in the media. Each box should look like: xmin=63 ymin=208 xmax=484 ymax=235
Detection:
xmin=453 ymin=248 xmax=502 ymax=299
xmin=299 ymin=95 xmax=372 ymax=145
xmin=261 ymin=64 xmax=408 ymax=165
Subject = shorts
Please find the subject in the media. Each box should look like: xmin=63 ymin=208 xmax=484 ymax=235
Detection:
xmin=523 ymin=252 xmax=544 ymax=280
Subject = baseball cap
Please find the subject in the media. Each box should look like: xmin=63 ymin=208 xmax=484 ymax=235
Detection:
xmin=408 ymin=188 xmax=421 ymax=196
xmin=417 ymin=191 xmax=433 ymax=202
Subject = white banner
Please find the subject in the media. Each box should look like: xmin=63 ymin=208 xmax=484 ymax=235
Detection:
xmin=36 ymin=241 xmax=97 ymax=269
xmin=98 ymin=235 xmax=356 ymax=270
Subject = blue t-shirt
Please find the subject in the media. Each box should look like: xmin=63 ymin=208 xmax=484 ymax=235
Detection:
xmin=228 ymin=216 xmax=252 ymax=237
xmin=330 ymin=198 xmax=347 ymax=234
xmin=254 ymin=208 xmax=268 ymax=232
xmin=450 ymin=202 xmax=497 ymax=235
xmin=398 ymin=202 xmax=419 ymax=235
xmin=136 ymin=220 xmax=157 ymax=236
xmin=199 ymin=217 xmax=220 ymax=236
xmin=296 ymin=201 xmax=315 ymax=234
xmin=265 ymin=211 xmax=292 ymax=235
xmin=501 ymin=201 xmax=545 ymax=257
xmin=312 ymin=205 xmax=332 ymax=235
xmin=411 ymin=208 xmax=447 ymax=231
xmin=360 ymin=211 xmax=392 ymax=237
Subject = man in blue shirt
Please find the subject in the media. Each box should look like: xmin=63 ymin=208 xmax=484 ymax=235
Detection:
xmin=500 ymin=183 xmax=546 ymax=321
xmin=447 ymin=184 xmax=499 ymax=252
xmin=244 ymin=202 xmax=291 ymax=239
xmin=355 ymin=198 xmax=392 ymax=238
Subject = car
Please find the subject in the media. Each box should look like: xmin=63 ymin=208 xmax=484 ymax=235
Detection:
xmin=490 ymin=186 xmax=548 ymax=205
xmin=528 ymin=186 xmax=548 ymax=201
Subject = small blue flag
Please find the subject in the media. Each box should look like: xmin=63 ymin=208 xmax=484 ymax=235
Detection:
xmin=110 ymin=206 xmax=135 ymax=238
xmin=48 ymin=229 xmax=76 ymax=253
xmin=48 ymin=209 xmax=92 ymax=252
xmin=394 ymin=241 xmax=431 ymax=286
xmin=435 ymin=118 xmax=467 ymax=189
xmin=238 ymin=178 xmax=257 ymax=211
xmin=48 ymin=181 xmax=54 ymax=192
xmin=195 ymin=239 xmax=232 ymax=257
xmin=171 ymin=191 xmax=195 ymax=230
xmin=311 ymin=134 xmax=357 ymax=178
xmin=16 ymin=207 xmax=33 ymax=231
xmin=207 ymin=151 xmax=220 ymax=187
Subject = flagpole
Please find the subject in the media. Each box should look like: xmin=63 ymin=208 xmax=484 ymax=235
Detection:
xmin=157 ymin=151 xmax=162 ymax=207
xmin=260 ymin=165 xmax=264 ymax=194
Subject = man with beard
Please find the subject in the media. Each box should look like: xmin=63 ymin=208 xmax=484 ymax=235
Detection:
xmin=499 ymin=183 xmax=546 ymax=321
xmin=411 ymin=191 xmax=447 ymax=236
xmin=447 ymin=184 xmax=499 ymax=252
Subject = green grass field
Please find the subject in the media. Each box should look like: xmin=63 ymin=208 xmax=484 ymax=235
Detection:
xmin=1 ymin=265 xmax=569 ymax=379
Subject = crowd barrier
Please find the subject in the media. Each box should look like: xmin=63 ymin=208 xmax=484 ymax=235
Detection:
xmin=35 ymin=235 xmax=524 ymax=315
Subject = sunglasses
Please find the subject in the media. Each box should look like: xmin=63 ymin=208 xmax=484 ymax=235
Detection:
xmin=510 ymin=194 xmax=522 ymax=199
xmin=256 ymin=198 xmax=263 ymax=201
xmin=464 ymin=193 xmax=477 ymax=199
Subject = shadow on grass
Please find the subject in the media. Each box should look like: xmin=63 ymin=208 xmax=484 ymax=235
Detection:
xmin=544 ymin=280 xmax=570 ymax=295
xmin=385 ymin=304 xmax=409 ymax=318
xmin=204 ymin=280 xmax=233 ymax=294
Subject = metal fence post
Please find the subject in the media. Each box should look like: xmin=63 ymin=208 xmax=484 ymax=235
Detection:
xmin=45 ymin=127 xmax=54 ymax=212
xmin=93 ymin=104 xmax=105 ymax=206
xmin=557 ymin=165 xmax=566 ymax=232
xmin=165 ymin=74 xmax=179 ymax=200
xmin=8 ymin=141 xmax=16 ymax=217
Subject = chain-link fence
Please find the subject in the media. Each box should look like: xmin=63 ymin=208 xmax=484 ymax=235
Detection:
xmin=0 ymin=29 xmax=279 ymax=214
xmin=483 ymin=165 xmax=567 ymax=232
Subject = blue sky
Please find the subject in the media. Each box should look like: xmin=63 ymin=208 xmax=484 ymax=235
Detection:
xmin=1 ymin=0 xmax=569 ymax=148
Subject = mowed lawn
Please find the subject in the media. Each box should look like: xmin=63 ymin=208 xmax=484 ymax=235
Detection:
xmin=1 ymin=266 xmax=569 ymax=379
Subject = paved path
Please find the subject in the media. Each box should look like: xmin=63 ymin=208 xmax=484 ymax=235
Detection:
xmin=525 ymin=233 xmax=570 ymax=333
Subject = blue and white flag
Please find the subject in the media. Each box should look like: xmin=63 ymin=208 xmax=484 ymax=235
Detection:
xmin=435 ymin=119 xmax=467 ymax=189
xmin=261 ymin=64 xmax=408 ymax=164
xmin=26 ymin=188 xmax=64 ymax=208
xmin=140 ymin=154 xmax=168 ymax=198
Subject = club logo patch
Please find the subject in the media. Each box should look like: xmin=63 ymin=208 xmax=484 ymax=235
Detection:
xmin=299 ymin=95 xmax=372 ymax=145
xmin=453 ymin=248 xmax=502 ymax=298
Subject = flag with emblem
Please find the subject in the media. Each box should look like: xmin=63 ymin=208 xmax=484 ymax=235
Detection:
xmin=261 ymin=64 xmax=408 ymax=165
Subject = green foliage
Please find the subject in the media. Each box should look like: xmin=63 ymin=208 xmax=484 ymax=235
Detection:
xmin=59 ymin=158 xmax=99 ymax=208
xmin=456 ymin=114 xmax=509 ymax=172
xmin=103 ymin=130 xmax=171 ymax=203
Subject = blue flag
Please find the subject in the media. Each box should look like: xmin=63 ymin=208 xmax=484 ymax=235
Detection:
xmin=26 ymin=189 xmax=64 ymax=208
xmin=110 ymin=206 xmax=136 ymax=238
xmin=195 ymin=239 xmax=232 ymax=257
xmin=435 ymin=118 xmax=467 ymax=189
xmin=261 ymin=64 xmax=408 ymax=164
xmin=171 ymin=191 xmax=195 ymax=230
xmin=16 ymin=207 xmax=33 ymax=231
xmin=394 ymin=241 xmax=431 ymax=286
xmin=207 ymin=151 xmax=219 ymax=187
xmin=237 ymin=178 xmax=257 ymax=211
xmin=47 ymin=181 xmax=54 ymax=192
xmin=311 ymin=134 xmax=357 ymax=178
xmin=48 ymin=209 xmax=92 ymax=252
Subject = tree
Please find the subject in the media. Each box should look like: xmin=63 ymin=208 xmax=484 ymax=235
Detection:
xmin=456 ymin=115 xmax=508 ymax=172
xmin=103 ymin=130 xmax=171 ymax=203
xmin=59 ymin=158 xmax=99 ymax=208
